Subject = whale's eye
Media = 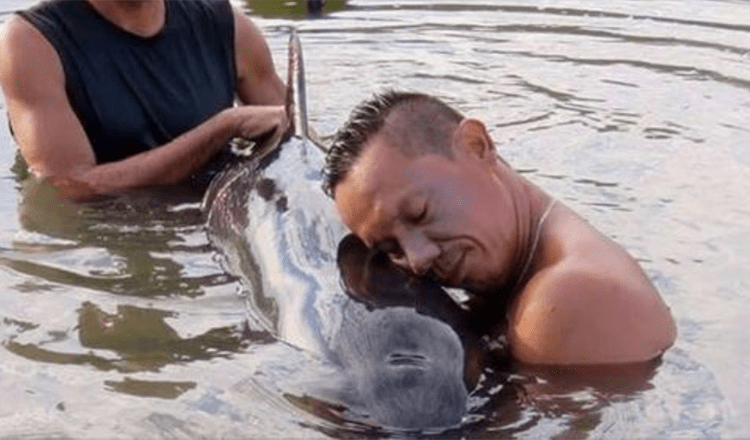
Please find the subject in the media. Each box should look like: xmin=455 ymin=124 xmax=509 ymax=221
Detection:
xmin=387 ymin=352 xmax=427 ymax=367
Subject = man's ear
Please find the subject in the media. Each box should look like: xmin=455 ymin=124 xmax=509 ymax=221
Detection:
xmin=452 ymin=119 xmax=495 ymax=160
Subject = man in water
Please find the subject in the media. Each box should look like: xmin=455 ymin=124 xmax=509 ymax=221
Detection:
xmin=324 ymin=91 xmax=677 ymax=365
xmin=0 ymin=0 xmax=288 ymax=201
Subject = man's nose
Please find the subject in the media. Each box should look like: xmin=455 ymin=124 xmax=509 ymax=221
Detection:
xmin=401 ymin=233 xmax=440 ymax=276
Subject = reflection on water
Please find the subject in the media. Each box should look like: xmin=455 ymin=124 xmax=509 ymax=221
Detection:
xmin=2 ymin=162 xmax=259 ymax=400
xmin=243 ymin=0 xmax=348 ymax=19
xmin=1 ymin=0 xmax=749 ymax=437
xmin=9 ymin=156 xmax=228 ymax=298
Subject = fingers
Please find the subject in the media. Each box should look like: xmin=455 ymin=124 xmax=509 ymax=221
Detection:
xmin=233 ymin=105 xmax=286 ymax=140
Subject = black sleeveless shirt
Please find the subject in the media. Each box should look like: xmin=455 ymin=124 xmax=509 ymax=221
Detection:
xmin=18 ymin=0 xmax=236 ymax=164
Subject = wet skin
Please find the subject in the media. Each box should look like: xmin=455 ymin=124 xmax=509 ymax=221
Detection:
xmin=338 ymin=307 xmax=469 ymax=429
xmin=204 ymin=137 xmax=483 ymax=429
xmin=200 ymin=33 xmax=481 ymax=429
xmin=334 ymin=233 xmax=492 ymax=429
xmin=333 ymin=118 xmax=677 ymax=365
xmin=334 ymin=121 xmax=533 ymax=295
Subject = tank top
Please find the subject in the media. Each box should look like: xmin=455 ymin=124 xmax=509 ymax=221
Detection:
xmin=18 ymin=0 xmax=237 ymax=164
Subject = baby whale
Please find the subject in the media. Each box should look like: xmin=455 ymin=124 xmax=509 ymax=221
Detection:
xmin=202 ymin=31 xmax=488 ymax=431
xmin=334 ymin=233 xmax=491 ymax=429
xmin=203 ymin=126 xmax=478 ymax=430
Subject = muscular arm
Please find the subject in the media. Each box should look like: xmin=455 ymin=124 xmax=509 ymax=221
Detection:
xmin=0 ymin=16 xmax=286 ymax=201
xmin=507 ymin=217 xmax=677 ymax=365
xmin=232 ymin=7 xmax=286 ymax=106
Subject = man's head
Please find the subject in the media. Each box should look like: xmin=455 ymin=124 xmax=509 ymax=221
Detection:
xmin=325 ymin=91 xmax=524 ymax=294
xmin=323 ymin=91 xmax=463 ymax=198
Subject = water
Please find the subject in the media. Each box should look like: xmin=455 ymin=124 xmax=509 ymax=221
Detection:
xmin=1 ymin=0 xmax=749 ymax=437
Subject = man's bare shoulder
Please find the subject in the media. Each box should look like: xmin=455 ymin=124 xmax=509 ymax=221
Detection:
xmin=0 ymin=15 xmax=63 ymax=96
xmin=507 ymin=206 xmax=677 ymax=365
xmin=1 ymin=14 xmax=31 ymax=42
xmin=230 ymin=6 xmax=284 ymax=105
xmin=1 ymin=15 xmax=50 ymax=65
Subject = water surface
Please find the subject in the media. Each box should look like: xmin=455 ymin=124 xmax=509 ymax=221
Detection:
xmin=1 ymin=0 xmax=749 ymax=437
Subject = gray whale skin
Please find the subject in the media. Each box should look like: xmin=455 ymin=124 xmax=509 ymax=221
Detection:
xmin=200 ymin=32 xmax=475 ymax=431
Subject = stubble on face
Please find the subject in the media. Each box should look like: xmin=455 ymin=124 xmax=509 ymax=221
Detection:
xmin=335 ymin=136 xmax=515 ymax=293
xmin=333 ymin=136 xmax=409 ymax=247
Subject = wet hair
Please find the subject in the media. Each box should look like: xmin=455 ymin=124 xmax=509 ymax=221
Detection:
xmin=323 ymin=90 xmax=464 ymax=198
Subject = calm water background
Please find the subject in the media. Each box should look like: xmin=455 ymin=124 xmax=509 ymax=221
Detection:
xmin=1 ymin=0 xmax=749 ymax=438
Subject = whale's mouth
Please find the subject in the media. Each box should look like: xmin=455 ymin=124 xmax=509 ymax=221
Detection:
xmin=387 ymin=352 xmax=429 ymax=368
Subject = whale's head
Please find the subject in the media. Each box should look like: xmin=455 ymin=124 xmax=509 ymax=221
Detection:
xmin=338 ymin=306 xmax=468 ymax=429
xmin=335 ymin=234 xmax=474 ymax=430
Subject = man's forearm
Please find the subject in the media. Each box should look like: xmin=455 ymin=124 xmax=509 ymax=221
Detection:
xmin=49 ymin=105 xmax=284 ymax=201
xmin=47 ymin=109 xmax=235 ymax=200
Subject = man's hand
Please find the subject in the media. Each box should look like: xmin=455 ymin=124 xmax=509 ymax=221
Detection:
xmin=231 ymin=105 xmax=289 ymax=146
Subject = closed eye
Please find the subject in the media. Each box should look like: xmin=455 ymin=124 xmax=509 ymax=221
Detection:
xmin=415 ymin=205 xmax=428 ymax=223
xmin=410 ymin=203 xmax=428 ymax=224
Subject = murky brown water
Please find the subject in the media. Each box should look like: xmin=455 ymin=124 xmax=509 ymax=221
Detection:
xmin=1 ymin=0 xmax=749 ymax=438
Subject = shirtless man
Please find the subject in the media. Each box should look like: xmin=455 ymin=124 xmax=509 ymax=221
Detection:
xmin=324 ymin=91 xmax=677 ymax=365
xmin=0 ymin=0 xmax=287 ymax=201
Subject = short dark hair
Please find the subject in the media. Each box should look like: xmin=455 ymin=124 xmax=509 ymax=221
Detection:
xmin=323 ymin=90 xmax=464 ymax=198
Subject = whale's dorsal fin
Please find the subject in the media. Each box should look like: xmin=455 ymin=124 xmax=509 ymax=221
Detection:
xmin=240 ymin=28 xmax=310 ymax=163
xmin=287 ymin=29 xmax=309 ymax=140
xmin=231 ymin=28 xmax=326 ymax=164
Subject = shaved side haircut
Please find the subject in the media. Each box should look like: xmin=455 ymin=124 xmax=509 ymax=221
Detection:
xmin=323 ymin=91 xmax=464 ymax=197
